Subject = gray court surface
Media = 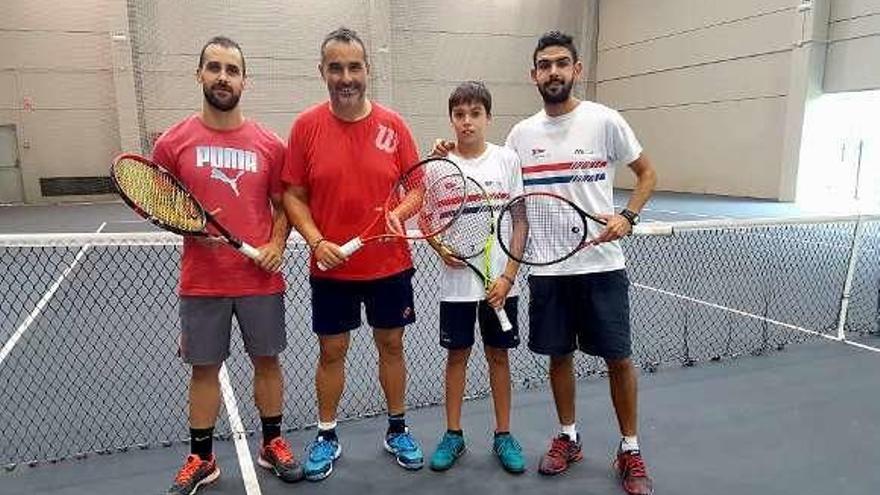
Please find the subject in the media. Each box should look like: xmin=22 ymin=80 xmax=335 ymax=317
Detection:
xmin=1 ymin=192 xmax=878 ymax=494
xmin=3 ymin=338 xmax=879 ymax=495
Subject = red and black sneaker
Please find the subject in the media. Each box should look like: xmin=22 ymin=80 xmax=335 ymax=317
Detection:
xmin=258 ymin=437 xmax=304 ymax=483
xmin=538 ymin=433 xmax=583 ymax=475
xmin=614 ymin=449 xmax=654 ymax=495
xmin=167 ymin=454 xmax=220 ymax=495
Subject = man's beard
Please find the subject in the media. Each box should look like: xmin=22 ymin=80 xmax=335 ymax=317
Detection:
xmin=538 ymin=78 xmax=573 ymax=104
xmin=203 ymin=84 xmax=240 ymax=112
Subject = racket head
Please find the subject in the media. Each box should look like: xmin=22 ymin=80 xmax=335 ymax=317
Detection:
xmin=383 ymin=156 xmax=467 ymax=240
xmin=110 ymin=154 xmax=207 ymax=235
xmin=434 ymin=176 xmax=494 ymax=260
xmin=497 ymin=192 xmax=603 ymax=266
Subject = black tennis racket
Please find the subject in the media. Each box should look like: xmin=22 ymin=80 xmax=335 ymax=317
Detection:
xmin=496 ymin=191 xmax=607 ymax=266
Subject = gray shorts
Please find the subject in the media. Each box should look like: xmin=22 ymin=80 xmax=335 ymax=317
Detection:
xmin=178 ymin=293 xmax=286 ymax=365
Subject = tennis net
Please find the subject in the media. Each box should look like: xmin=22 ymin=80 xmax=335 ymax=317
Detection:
xmin=1 ymin=214 xmax=878 ymax=467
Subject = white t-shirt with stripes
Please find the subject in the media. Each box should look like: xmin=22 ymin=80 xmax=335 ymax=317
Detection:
xmin=440 ymin=143 xmax=524 ymax=302
xmin=505 ymin=101 xmax=642 ymax=276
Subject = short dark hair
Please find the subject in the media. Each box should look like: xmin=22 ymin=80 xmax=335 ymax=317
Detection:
xmin=533 ymin=30 xmax=578 ymax=67
xmin=198 ymin=36 xmax=246 ymax=76
xmin=448 ymin=81 xmax=492 ymax=116
xmin=321 ymin=27 xmax=368 ymax=64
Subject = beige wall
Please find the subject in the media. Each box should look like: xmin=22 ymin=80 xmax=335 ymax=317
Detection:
xmin=389 ymin=0 xmax=588 ymax=149
xmin=825 ymin=0 xmax=880 ymax=92
xmin=596 ymin=0 xmax=803 ymax=199
xmin=0 ymin=0 xmax=590 ymax=203
xmin=1 ymin=0 xmax=119 ymax=203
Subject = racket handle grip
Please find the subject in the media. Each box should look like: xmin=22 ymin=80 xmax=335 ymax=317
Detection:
xmin=339 ymin=238 xmax=364 ymax=257
xmin=494 ymin=305 xmax=513 ymax=332
xmin=316 ymin=238 xmax=364 ymax=271
xmin=238 ymin=242 xmax=261 ymax=260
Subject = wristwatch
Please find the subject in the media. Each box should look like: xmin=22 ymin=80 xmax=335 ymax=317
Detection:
xmin=619 ymin=208 xmax=640 ymax=226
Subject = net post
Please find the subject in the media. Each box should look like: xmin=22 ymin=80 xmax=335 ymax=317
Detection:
xmin=834 ymin=215 xmax=866 ymax=340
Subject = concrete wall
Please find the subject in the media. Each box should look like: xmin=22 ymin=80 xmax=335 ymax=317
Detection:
xmin=596 ymin=0 xmax=803 ymax=199
xmin=388 ymin=0 xmax=588 ymax=149
xmin=0 ymin=0 xmax=589 ymax=203
xmin=0 ymin=0 xmax=120 ymax=203
xmin=825 ymin=0 xmax=880 ymax=92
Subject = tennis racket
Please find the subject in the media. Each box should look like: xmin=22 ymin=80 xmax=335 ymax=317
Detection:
xmin=110 ymin=153 xmax=261 ymax=260
xmin=433 ymin=177 xmax=513 ymax=331
xmin=496 ymin=191 xmax=607 ymax=266
xmin=317 ymin=156 xmax=467 ymax=270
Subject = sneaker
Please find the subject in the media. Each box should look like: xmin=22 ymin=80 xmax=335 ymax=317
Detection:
xmin=538 ymin=433 xmax=583 ymax=475
xmin=167 ymin=454 xmax=220 ymax=495
xmin=303 ymin=435 xmax=342 ymax=481
xmin=492 ymin=433 xmax=525 ymax=474
xmin=614 ymin=449 xmax=654 ymax=495
xmin=383 ymin=428 xmax=424 ymax=470
xmin=429 ymin=432 xmax=465 ymax=471
xmin=257 ymin=437 xmax=304 ymax=483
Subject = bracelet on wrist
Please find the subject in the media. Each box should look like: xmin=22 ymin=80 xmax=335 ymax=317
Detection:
xmin=310 ymin=237 xmax=325 ymax=251
xmin=499 ymin=274 xmax=515 ymax=285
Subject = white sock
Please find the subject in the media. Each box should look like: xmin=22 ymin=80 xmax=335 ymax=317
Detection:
xmin=621 ymin=435 xmax=639 ymax=452
xmin=317 ymin=419 xmax=337 ymax=431
xmin=560 ymin=423 xmax=577 ymax=440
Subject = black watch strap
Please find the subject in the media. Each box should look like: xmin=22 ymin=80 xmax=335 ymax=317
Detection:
xmin=620 ymin=208 xmax=639 ymax=226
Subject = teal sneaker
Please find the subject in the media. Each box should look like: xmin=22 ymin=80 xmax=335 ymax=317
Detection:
xmin=429 ymin=432 xmax=466 ymax=471
xmin=383 ymin=428 xmax=424 ymax=470
xmin=493 ymin=433 xmax=526 ymax=474
xmin=303 ymin=435 xmax=342 ymax=481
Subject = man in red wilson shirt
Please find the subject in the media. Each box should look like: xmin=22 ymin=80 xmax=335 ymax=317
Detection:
xmin=283 ymin=27 xmax=424 ymax=480
xmin=152 ymin=36 xmax=302 ymax=495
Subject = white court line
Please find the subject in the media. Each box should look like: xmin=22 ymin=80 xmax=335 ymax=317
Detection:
xmin=219 ymin=365 xmax=262 ymax=495
xmin=0 ymin=222 xmax=106 ymax=369
xmin=634 ymin=282 xmax=880 ymax=354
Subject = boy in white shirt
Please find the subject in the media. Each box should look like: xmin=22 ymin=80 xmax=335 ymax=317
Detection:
xmin=427 ymin=81 xmax=526 ymax=474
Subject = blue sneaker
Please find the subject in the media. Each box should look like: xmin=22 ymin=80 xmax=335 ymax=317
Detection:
xmin=493 ymin=433 xmax=526 ymax=474
xmin=429 ymin=432 xmax=465 ymax=471
xmin=303 ymin=435 xmax=342 ymax=481
xmin=383 ymin=428 xmax=424 ymax=470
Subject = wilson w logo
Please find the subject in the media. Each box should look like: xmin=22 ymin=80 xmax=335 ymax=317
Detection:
xmin=375 ymin=124 xmax=398 ymax=153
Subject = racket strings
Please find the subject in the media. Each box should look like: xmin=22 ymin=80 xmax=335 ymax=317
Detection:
xmin=439 ymin=194 xmax=494 ymax=259
xmin=499 ymin=195 xmax=588 ymax=265
xmin=397 ymin=158 xmax=467 ymax=237
xmin=113 ymin=158 xmax=205 ymax=232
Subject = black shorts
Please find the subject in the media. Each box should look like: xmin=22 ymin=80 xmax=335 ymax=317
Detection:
xmin=528 ymin=269 xmax=631 ymax=359
xmin=439 ymin=297 xmax=520 ymax=350
xmin=310 ymin=268 xmax=416 ymax=335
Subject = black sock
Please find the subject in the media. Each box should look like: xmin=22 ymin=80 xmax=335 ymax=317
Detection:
xmin=261 ymin=415 xmax=282 ymax=446
xmin=447 ymin=429 xmax=464 ymax=437
xmin=190 ymin=427 xmax=214 ymax=460
xmin=317 ymin=427 xmax=338 ymax=442
xmin=494 ymin=431 xmax=510 ymax=438
xmin=387 ymin=412 xmax=406 ymax=435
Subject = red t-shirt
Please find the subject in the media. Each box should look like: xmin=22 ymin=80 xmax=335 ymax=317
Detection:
xmin=283 ymin=102 xmax=420 ymax=280
xmin=152 ymin=115 xmax=286 ymax=296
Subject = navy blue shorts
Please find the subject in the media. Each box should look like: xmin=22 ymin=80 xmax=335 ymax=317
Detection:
xmin=439 ymin=297 xmax=520 ymax=350
xmin=310 ymin=268 xmax=416 ymax=335
xmin=528 ymin=269 xmax=631 ymax=359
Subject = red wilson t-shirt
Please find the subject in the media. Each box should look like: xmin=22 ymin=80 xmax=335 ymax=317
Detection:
xmin=283 ymin=102 xmax=420 ymax=280
xmin=152 ymin=115 xmax=286 ymax=296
